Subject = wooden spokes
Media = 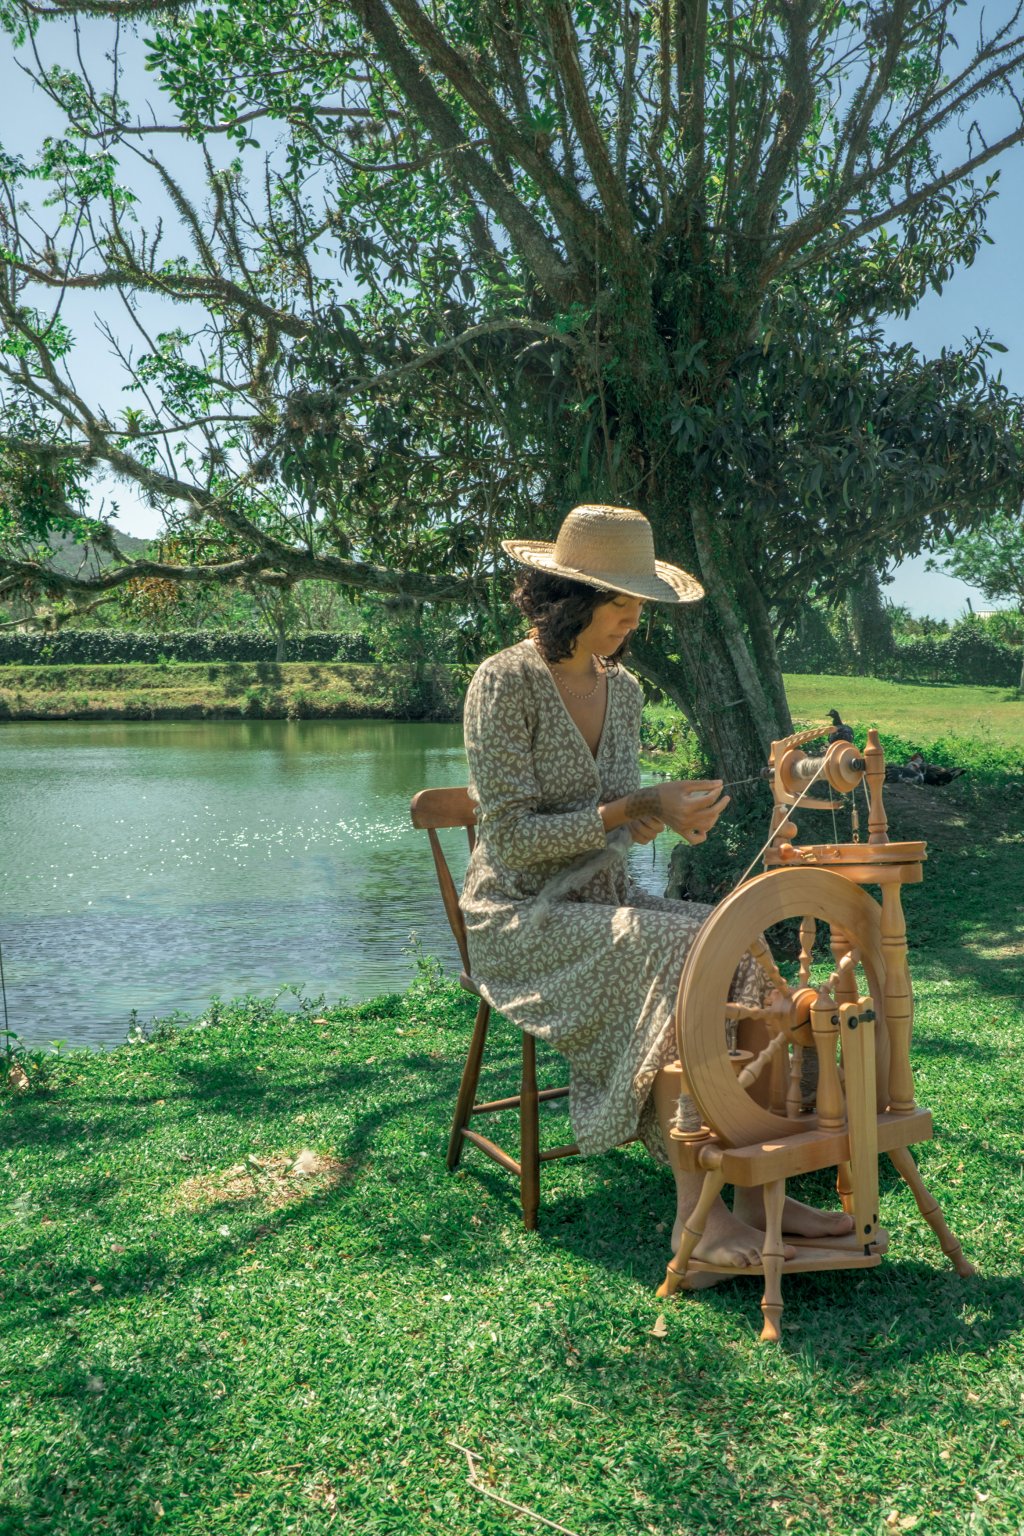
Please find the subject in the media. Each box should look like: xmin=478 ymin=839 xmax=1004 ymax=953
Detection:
xmin=793 ymin=916 xmax=862 ymax=1004
xmin=824 ymin=947 xmax=860 ymax=998
xmin=723 ymin=1003 xmax=777 ymax=1024
xmin=677 ymin=867 xmax=886 ymax=1147
xmin=798 ymin=915 xmax=816 ymax=986
xmin=735 ymin=1030 xmax=790 ymax=1091
xmin=746 ymin=935 xmax=793 ymax=998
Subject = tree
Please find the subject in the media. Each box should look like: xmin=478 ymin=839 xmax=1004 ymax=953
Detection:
xmin=928 ymin=512 xmax=1024 ymax=687
xmin=3 ymin=1 xmax=1024 ymax=780
xmin=847 ymin=569 xmax=895 ymax=674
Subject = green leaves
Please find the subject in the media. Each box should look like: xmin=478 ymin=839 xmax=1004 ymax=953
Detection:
xmin=928 ymin=513 xmax=1024 ymax=611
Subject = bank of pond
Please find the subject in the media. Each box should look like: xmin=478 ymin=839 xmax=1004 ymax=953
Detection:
xmin=2 ymin=672 xmax=1019 ymax=1054
xmin=0 ymin=660 xmax=464 ymax=722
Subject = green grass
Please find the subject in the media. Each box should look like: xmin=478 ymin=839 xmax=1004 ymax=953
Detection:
xmin=641 ymin=674 xmax=1024 ymax=787
xmin=3 ymin=775 xmax=1024 ymax=1535
xmin=785 ymin=672 xmax=1024 ymax=765
xmin=0 ymin=662 xmax=461 ymax=721
xmin=3 ymin=680 xmax=1023 ymax=1534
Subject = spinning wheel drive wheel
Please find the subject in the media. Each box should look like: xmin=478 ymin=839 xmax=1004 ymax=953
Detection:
xmin=676 ymin=866 xmax=888 ymax=1148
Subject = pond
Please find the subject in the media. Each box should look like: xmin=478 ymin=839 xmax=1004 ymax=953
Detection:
xmin=0 ymin=719 xmax=678 ymax=1051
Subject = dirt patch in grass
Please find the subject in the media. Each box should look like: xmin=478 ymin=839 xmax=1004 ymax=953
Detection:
xmin=882 ymin=780 xmax=972 ymax=847
xmin=170 ymin=1148 xmax=354 ymax=1213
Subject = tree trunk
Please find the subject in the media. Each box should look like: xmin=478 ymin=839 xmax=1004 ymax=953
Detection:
xmin=411 ymin=600 xmax=425 ymax=685
xmin=631 ymin=481 xmax=790 ymax=791
xmin=630 ymin=604 xmax=779 ymax=792
xmin=274 ymin=610 xmax=288 ymax=663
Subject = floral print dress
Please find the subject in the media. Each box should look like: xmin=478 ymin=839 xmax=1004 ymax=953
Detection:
xmin=461 ymin=638 xmax=761 ymax=1160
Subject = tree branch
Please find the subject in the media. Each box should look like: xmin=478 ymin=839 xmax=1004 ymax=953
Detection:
xmin=543 ymin=0 xmax=637 ymax=257
xmin=349 ymin=0 xmax=576 ymax=300
xmin=779 ymin=123 xmax=1024 ymax=277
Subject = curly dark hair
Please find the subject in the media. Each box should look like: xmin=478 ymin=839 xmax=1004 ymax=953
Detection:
xmin=511 ymin=568 xmax=631 ymax=666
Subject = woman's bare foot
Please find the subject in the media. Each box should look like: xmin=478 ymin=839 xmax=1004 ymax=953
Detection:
xmin=671 ymin=1195 xmax=798 ymax=1267
xmin=733 ymin=1187 xmax=855 ymax=1240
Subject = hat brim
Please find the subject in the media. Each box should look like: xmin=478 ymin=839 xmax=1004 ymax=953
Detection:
xmin=501 ymin=539 xmax=704 ymax=605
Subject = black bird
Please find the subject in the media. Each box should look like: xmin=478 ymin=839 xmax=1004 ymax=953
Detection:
xmin=827 ymin=708 xmax=855 ymax=744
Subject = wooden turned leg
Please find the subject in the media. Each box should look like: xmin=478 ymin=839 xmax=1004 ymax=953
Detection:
xmin=836 ymin=1161 xmax=854 ymax=1215
xmin=447 ymin=998 xmax=490 ymax=1171
xmin=882 ymin=886 xmax=916 ymax=1113
xmin=887 ymin=1145 xmax=977 ymax=1278
xmin=519 ymin=1031 xmax=540 ymax=1231
xmin=759 ymin=1178 xmax=787 ymax=1343
xmin=657 ymin=1168 xmax=726 ymax=1298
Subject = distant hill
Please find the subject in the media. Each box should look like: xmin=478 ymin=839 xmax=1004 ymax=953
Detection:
xmin=42 ymin=527 xmax=152 ymax=576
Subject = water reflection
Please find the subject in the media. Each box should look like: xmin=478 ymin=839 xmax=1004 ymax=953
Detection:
xmin=0 ymin=718 xmax=675 ymax=1050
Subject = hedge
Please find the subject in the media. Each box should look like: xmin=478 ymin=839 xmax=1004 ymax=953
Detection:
xmin=878 ymin=629 xmax=1022 ymax=687
xmin=0 ymin=630 xmax=374 ymax=665
xmin=779 ymin=625 xmax=1022 ymax=687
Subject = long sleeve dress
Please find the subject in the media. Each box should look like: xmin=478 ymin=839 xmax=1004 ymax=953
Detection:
xmin=460 ymin=637 xmax=762 ymax=1160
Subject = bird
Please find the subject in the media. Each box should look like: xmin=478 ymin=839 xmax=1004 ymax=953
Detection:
xmin=885 ymin=759 xmax=924 ymax=785
xmin=827 ymin=708 xmax=855 ymax=744
xmin=905 ymin=752 xmax=966 ymax=787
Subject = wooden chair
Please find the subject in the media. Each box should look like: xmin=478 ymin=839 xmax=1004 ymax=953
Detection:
xmin=410 ymin=786 xmax=581 ymax=1229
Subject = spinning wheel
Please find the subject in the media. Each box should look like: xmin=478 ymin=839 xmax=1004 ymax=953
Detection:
xmin=678 ymin=867 xmax=885 ymax=1151
xmin=656 ymin=727 xmax=976 ymax=1341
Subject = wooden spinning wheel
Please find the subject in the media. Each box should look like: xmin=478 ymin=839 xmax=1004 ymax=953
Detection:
xmin=678 ymin=867 xmax=886 ymax=1151
xmin=657 ymin=727 xmax=976 ymax=1341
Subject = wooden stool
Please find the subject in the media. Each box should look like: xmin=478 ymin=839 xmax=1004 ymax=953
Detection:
xmin=411 ymin=787 xmax=580 ymax=1229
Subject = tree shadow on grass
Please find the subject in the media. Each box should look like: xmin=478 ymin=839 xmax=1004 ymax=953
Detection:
xmin=537 ymin=1144 xmax=1024 ymax=1371
xmin=906 ymin=1029 xmax=998 ymax=1064
xmin=0 ymin=1040 xmax=521 ymax=1341
xmin=0 ymin=1037 xmax=465 ymax=1152
xmin=0 ymin=1343 xmax=243 ymax=1535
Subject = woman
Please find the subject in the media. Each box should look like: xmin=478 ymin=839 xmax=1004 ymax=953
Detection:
xmin=461 ymin=504 xmax=852 ymax=1266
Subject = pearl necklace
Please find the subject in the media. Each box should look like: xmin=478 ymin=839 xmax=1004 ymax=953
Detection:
xmin=549 ymin=656 xmax=603 ymax=701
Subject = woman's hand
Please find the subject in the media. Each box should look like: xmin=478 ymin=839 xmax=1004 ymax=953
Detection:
xmin=627 ymin=812 xmax=665 ymax=846
xmin=600 ymin=779 xmax=729 ymax=845
xmin=657 ymin=780 xmax=730 ymax=844
xmin=660 ymin=786 xmax=733 ymax=847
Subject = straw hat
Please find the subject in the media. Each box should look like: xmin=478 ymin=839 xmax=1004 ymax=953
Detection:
xmin=502 ymin=504 xmax=703 ymax=605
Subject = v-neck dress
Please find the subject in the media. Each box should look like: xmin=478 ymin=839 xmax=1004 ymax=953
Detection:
xmin=460 ymin=638 xmax=763 ymax=1160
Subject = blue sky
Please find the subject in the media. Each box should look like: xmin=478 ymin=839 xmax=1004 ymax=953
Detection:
xmin=2 ymin=21 xmax=1023 ymax=620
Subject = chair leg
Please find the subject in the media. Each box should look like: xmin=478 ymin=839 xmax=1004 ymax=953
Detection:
xmin=520 ymin=1031 xmax=540 ymax=1230
xmin=446 ymin=998 xmax=491 ymax=1171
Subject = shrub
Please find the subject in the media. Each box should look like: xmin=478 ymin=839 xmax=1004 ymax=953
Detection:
xmin=0 ymin=630 xmax=375 ymax=665
xmin=779 ymin=608 xmax=1022 ymax=686
xmin=777 ymin=604 xmax=853 ymax=675
xmin=639 ymin=713 xmax=680 ymax=753
xmin=880 ymin=622 xmax=1021 ymax=687
xmin=286 ymin=689 xmax=314 ymax=720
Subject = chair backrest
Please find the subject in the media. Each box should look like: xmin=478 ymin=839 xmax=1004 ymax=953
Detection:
xmin=410 ymin=787 xmax=478 ymax=974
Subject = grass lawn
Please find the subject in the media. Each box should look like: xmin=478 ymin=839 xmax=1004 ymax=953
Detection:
xmin=641 ymin=675 xmax=1023 ymax=787
xmin=783 ymin=674 xmax=1024 ymax=761
xmin=3 ymin=753 xmax=1024 ymax=1535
